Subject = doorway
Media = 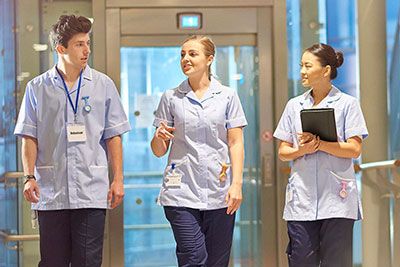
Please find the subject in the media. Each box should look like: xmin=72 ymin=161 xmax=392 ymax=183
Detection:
xmin=96 ymin=2 xmax=285 ymax=266
xmin=120 ymin=45 xmax=261 ymax=266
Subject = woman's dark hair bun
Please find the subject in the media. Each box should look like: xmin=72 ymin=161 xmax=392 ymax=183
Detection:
xmin=305 ymin=43 xmax=344 ymax=80
xmin=335 ymin=51 xmax=344 ymax=68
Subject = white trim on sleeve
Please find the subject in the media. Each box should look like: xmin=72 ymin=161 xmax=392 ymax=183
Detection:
xmin=226 ymin=116 xmax=246 ymax=123
xmin=154 ymin=117 xmax=173 ymax=124
xmin=23 ymin=123 xmax=37 ymax=129
xmin=104 ymin=120 xmax=129 ymax=130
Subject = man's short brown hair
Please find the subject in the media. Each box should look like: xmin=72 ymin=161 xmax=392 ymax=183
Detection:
xmin=49 ymin=15 xmax=92 ymax=50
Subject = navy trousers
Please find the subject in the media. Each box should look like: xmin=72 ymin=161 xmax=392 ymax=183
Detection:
xmin=286 ymin=218 xmax=354 ymax=267
xmin=37 ymin=209 xmax=106 ymax=267
xmin=164 ymin=206 xmax=236 ymax=267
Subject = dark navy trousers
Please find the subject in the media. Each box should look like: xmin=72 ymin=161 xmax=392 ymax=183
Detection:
xmin=164 ymin=206 xmax=236 ymax=267
xmin=286 ymin=218 xmax=354 ymax=267
xmin=37 ymin=209 xmax=106 ymax=267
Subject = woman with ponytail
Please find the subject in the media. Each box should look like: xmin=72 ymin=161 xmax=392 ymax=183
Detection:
xmin=151 ymin=35 xmax=247 ymax=266
xmin=274 ymin=43 xmax=368 ymax=267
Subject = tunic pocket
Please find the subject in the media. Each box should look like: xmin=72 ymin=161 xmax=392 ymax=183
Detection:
xmin=35 ymin=166 xmax=55 ymax=202
xmin=164 ymin=157 xmax=188 ymax=188
xmin=89 ymin=165 xmax=109 ymax=201
xmin=329 ymin=170 xmax=357 ymax=202
xmin=215 ymin=157 xmax=231 ymax=187
xmin=285 ymin=172 xmax=298 ymax=205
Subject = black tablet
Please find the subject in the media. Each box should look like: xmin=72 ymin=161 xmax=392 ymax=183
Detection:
xmin=300 ymin=108 xmax=338 ymax=142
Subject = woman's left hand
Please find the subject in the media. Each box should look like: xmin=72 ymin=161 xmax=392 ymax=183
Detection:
xmin=225 ymin=183 xmax=243 ymax=215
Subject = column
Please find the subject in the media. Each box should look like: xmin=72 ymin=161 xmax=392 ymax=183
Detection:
xmin=357 ymin=1 xmax=391 ymax=266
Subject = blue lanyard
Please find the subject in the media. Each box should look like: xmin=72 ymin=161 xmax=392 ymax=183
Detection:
xmin=56 ymin=67 xmax=83 ymax=121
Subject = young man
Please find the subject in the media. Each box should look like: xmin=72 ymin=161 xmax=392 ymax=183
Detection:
xmin=14 ymin=15 xmax=130 ymax=267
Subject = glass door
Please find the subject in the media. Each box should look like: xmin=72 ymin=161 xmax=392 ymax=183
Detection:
xmin=0 ymin=0 xmax=18 ymax=265
xmin=121 ymin=45 xmax=261 ymax=267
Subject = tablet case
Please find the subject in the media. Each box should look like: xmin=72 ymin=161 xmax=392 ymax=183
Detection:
xmin=300 ymin=108 xmax=338 ymax=142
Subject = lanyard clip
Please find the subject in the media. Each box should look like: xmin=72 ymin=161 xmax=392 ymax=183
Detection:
xmin=170 ymin=163 xmax=177 ymax=174
xmin=82 ymin=96 xmax=92 ymax=113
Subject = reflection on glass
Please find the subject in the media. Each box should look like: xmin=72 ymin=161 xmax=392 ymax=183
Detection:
xmin=0 ymin=0 xmax=18 ymax=265
xmin=386 ymin=0 xmax=400 ymax=68
xmin=121 ymin=46 xmax=261 ymax=266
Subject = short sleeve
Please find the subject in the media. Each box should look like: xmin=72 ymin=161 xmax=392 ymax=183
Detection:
xmin=344 ymin=99 xmax=368 ymax=140
xmin=226 ymin=91 xmax=247 ymax=129
xmin=273 ymin=101 xmax=295 ymax=143
xmin=103 ymin=78 xmax=131 ymax=139
xmin=153 ymin=91 xmax=174 ymax=128
xmin=14 ymin=82 xmax=38 ymax=138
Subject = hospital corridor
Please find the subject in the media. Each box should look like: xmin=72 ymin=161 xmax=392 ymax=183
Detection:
xmin=0 ymin=0 xmax=400 ymax=266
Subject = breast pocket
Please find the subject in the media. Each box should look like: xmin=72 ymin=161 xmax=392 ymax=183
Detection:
xmin=177 ymin=98 xmax=201 ymax=138
xmin=208 ymin=102 xmax=227 ymax=139
xmin=183 ymin=106 xmax=199 ymax=136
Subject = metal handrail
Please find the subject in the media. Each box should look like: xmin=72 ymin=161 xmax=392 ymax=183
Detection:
xmin=124 ymin=219 xmax=258 ymax=231
xmin=359 ymin=159 xmax=400 ymax=195
xmin=358 ymin=159 xmax=400 ymax=170
xmin=0 ymin=231 xmax=40 ymax=250
xmin=2 ymin=171 xmax=23 ymax=188
xmin=281 ymin=159 xmax=400 ymax=175
xmin=1 ymin=172 xmax=39 ymax=250
xmin=4 ymin=172 xmax=24 ymax=179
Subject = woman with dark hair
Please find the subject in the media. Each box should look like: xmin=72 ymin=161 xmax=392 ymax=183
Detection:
xmin=273 ymin=43 xmax=368 ymax=267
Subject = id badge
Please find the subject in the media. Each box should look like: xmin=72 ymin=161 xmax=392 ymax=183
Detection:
xmin=166 ymin=173 xmax=182 ymax=186
xmin=67 ymin=124 xmax=87 ymax=142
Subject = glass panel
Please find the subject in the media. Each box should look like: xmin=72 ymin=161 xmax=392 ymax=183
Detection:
xmin=121 ymin=46 xmax=261 ymax=266
xmin=388 ymin=3 xmax=400 ymax=261
xmin=121 ymin=47 xmax=181 ymax=267
xmin=386 ymin=0 xmax=400 ymax=69
xmin=0 ymin=0 xmax=18 ymax=266
xmin=387 ymin=0 xmax=400 ymax=160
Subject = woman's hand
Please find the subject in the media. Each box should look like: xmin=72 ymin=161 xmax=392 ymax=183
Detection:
xmin=151 ymin=122 xmax=175 ymax=157
xmin=154 ymin=121 xmax=175 ymax=141
xmin=297 ymin=132 xmax=320 ymax=156
xmin=298 ymin=132 xmax=314 ymax=144
xmin=278 ymin=133 xmax=321 ymax=161
xmin=225 ymin=183 xmax=242 ymax=215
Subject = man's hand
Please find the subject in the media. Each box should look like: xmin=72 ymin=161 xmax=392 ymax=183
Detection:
xmin=23 ymin=180 xmax=40 ymax=203
xmin=107 ymin=178 xmax=124 ymax=209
